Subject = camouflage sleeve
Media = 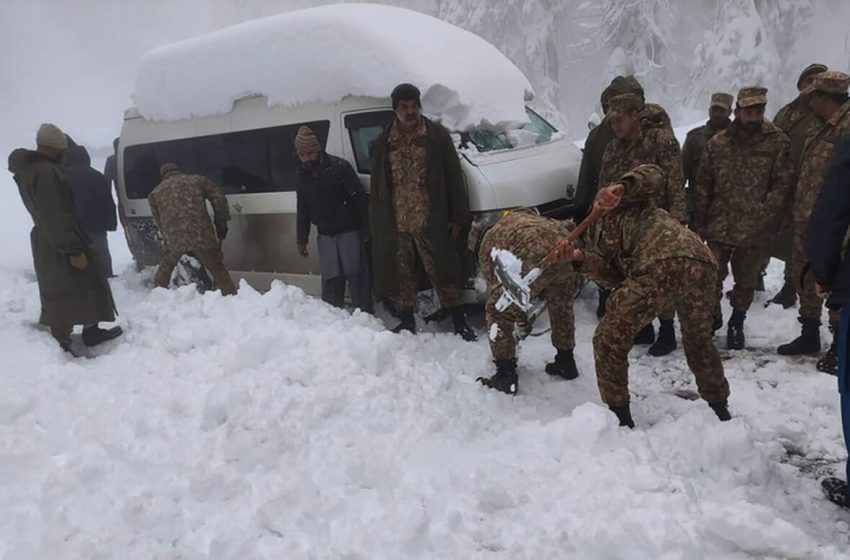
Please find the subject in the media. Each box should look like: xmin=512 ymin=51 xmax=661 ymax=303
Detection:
xmin=763 ymin=135 xmax=794 ymax=229
xmin=149 ymin=193 xmax=161 ymax=229
xmin=597 ymin=143 xmax=616 ymax=189
xmin=478 ymin=246 xmax=497 ymax=286
xmin=202 ymin=177 xmax=230 ymax=227
xmin=614 ymin=164 xmax=664 ymax=204
xmin=659 ymin=133 xmax=687 ymax=222
xmin=580 ymin=250 xmax=624 ymax=287
xmin=692 ymin=141 xmax=715 ymax=231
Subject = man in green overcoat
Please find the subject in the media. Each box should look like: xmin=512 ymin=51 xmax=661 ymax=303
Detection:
xmin=8 ymin=123 xmax=121 ymax=353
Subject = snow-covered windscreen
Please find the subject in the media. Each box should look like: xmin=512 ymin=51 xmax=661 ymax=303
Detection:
xmin=132 ymin=4 xmax=534 ymax=132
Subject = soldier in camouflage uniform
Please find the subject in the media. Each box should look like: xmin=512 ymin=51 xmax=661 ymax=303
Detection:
xmin=767 ymin=63 xmax=829 ymax=308
xmin=778 ymin=71 xmax=850 ymax=370
xmin=468 ymin=210 xmax=579 ymax=394
xmin=553 ymin=164 xmax=731 ymax=428
xmin=599 ymin=92 xmax=686 ymax=356
xmin=682 ymin=92 xmax=734 ymax=225
xmin=148 ymin=163 xmax=237 ymax=295
xmin=693 ymin=86 xmax=793 ymax=350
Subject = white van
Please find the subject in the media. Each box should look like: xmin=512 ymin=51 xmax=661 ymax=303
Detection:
xmin=117 ymin=4 xmax=582 ymax=297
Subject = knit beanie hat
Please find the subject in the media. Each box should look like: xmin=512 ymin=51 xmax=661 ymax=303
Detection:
xmin=294 ymin=125 xmax=322 ymax=153
xmin=36 ymin=123 xmax=68 ymax=150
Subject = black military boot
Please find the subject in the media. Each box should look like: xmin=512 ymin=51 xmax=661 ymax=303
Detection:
xmin=822 ymin=477 xmax=850 ymax=509
xmin=777 ymin=317 xmax=821 ymax=355
xmin=633 ymin=323 xmax=655 ymax=345
xmin=648 ymin=319 xmax=677 ymax=357
xmin=767 ymin=280 xmax=797 ymax=309
xmin=597 ymin=287 xmax=611 ymax=319
xmin=82 ymin=325 xmax=123 ymax=347
xmin=545 ymin=349 xmax=579 ymax=380
xmin=477 ymin=358 xmax=518 ymax=395
xmin=609 ymin=404 xmax=635 ymax=428
xmin=708 ymin=399 xmax=731 ymax=421
xmin=817 ymin=325 xmax=839 ymax=376
xmin=726 ymin=310 xmax=746 ymax=350
xmin=391 ymin=311 xmax=416 ymax=334
xmin=452 ymin=306 xmax=477 ymax=341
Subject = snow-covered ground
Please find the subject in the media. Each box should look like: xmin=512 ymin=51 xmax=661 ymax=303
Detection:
xmin=1 ymin=254 xmax=849 ymax=559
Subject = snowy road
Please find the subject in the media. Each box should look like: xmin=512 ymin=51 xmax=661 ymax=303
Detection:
xmin=1 ymin=260 xmax=849 ymax=559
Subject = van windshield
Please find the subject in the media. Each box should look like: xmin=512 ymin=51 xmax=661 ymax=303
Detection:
xmin=460 ymin=107 xmax=557 ymax=154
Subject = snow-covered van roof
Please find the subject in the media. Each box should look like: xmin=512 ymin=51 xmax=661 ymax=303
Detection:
xmin=131 ymin=4 xmax=535 ymax=132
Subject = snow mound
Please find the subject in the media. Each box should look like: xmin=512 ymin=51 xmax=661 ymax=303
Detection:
xmin=131 ymin=3 xmax=534 ymax=132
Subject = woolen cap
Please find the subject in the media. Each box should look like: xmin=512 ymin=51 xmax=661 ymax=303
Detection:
xmin=737 ymin=86 xmax=768 ymax=108
xmin=294 ymin=125 xmax=322 ymax=153
xmin=36 ymin=123 xmax=68 ymax=150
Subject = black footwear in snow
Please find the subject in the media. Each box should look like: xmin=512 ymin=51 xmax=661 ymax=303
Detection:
xmin=777 ymin=317 xmax=821 ymax=355
xmin=452 ymin=307 xmax=478 ymax=341
xmin=709 ymin=400 xmax=731 ymax=421
xmin=712 ymin=315 xmax=723 ymax=333
xmin=609 ymin=404 xmax=635 ymax=428
xmin=82 ymin=325 xmax=123 ymax=347
xmin=766 ymin=281 xmax=797 ymax=309
xmin=633 ymin=323 xmax=655 ymax=345
xmin=477 ymin=358 xmax=518 ymax=395
xmin=545 ymin=349 xmax=579 ymax=380
xmin=817 ymin=328 xmax=839 ymax=375
xmin=391 ymin=311 xmax=416 ymax=334
xmin=822 ymin=477 xmax=850 ymax=509
xmin=726 ymin=310 xmax=745 ymax=350
xmin=648 ymin=319 xmax=677 ymax=357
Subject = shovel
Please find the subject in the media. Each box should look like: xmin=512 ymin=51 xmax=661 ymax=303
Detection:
xmin=492 ymin=186 xmax=621 ymax=312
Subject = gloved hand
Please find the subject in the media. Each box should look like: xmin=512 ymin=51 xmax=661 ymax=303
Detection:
xmin=69 ymin=253 xmax=88 ymax=270
xmin=216 ymin=223 xmax=229 ymax=240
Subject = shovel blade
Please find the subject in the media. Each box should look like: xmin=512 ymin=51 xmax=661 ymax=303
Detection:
xmin=492 ymin=250 xmax=533 ymax=312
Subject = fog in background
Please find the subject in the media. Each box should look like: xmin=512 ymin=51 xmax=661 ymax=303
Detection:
xmin=2 ymin=0 xmax=849 ymax=268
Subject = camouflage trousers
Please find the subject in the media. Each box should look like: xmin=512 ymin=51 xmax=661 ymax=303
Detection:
xmin=155 ymin=248 xmax=237 ymax=296
xmin=393 ymin=231 xmax=461 ymax=312
xmin=708 ymin=242 xmax=762 ymax=316
xmin=594 ymin=258 xmax=730 ymax=407
xmin=791 ymin=220 xmax=840 ymax=326
xmin=485 ymin=262 xmax=576 ymax=360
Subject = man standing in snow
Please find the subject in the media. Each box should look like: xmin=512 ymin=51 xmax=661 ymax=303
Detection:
xmin=766 ymin=63 xmax=828 ymax=310
xmin=8 ymin=123 xmax=121 ymax=353
xmin=369 ymin=82 xmax=476 ymax=340
xmin=778 ymin=71 xmax=850 ymax=370
xmin=294 ymin=125 xmax=373 ymax=312
xmin=148 ymin=163 xmax=237 ymax=295
xmin=553 ymin=164 xmax=731 ymax=428
xmin=468 ymin=210 xmax=578 ymax=394
xmin=65 ymin=144 xmax=117 ymax=278
xmin=693 ymin=86 xmax=793 ymax=351
xmin=598 ymin=92 xmax=686 ymax=356
xmin=805 ymin=134 xmax=850 ymax=509
xmin=681 ymin=92 xmax=734 ymax=225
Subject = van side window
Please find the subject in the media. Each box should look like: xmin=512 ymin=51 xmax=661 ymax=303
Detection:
xmin=123 ymin=120 xmax=331 ymax=199
xmin=344 ymin=111 xmax=394 ymax=174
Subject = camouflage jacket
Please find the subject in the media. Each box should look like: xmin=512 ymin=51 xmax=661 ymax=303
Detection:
xmin=599 ymin=127 xmax=686 ymax=222
xmin=793 ymin=100 xmax=850 ymax=223
xmin=148 ymin=170 xmax=230 ymax=252
xmin=682 ymin=121 xmax=730 ymax=187
xmin=693 ymin=120 xmax=793 ymax=246
xmin=774 ymin=97 xmax=823 ymax=175
xmin=477 ymin=209 xmax=572 ymax=287
xmin=580 ymin=165 xmax=717 ymax=288
xmin=641 ymin=103 xmax=675 ymax=136
xmin=387 ymin=118 xmax=429 ymax=232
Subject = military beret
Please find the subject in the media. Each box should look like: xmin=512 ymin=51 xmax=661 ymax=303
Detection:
xmin=800 ymin=71 xmax=850 ymax=96
xmin=160 ymin=163 xmax=180 ymax=178
xmin=607 ymin=93 xmax=643 ymax=120
xmin=797 ymin=63 xmax=828 ymax=88
xmin=736 ymin=86 xmax=768 ymax=108
xmin=709 ymin=92 xmax=734 ymax=111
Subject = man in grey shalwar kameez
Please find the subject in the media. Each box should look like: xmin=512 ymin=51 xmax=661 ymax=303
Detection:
xmin=295 ymin=126 xmax=373 ymax=312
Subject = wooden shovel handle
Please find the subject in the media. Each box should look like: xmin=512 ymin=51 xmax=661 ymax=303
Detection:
xmin=539 ymin=183 xmax=623 ymax=268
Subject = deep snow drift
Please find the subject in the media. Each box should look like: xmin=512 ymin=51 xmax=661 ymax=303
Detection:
xmin=132 ymin=3 xmax=533 ymax=132
xmin=1 ymin=258 xmax=849 ymax=559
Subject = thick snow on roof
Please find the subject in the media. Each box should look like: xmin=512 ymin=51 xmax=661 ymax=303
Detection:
xmin=131 ymin=4 xmax=534 ymax=131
